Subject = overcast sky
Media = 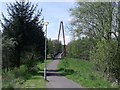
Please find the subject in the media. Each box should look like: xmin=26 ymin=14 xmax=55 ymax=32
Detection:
xmin=0 ymin=0 xmax=76 ymax=45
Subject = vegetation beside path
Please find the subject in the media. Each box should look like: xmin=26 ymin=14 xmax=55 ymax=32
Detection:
xmin=2 ymin=60 xmax=51 ymax=88
xmin=58 ymin=58 xmax=116 ymax=88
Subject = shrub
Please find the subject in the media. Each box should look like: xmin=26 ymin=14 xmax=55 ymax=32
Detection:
xmin=12 ymin=65 xmax=28 ymax=78
xmin=28 ymin=65 xmax=39 ymax=75
xmin=2 ymin=71 xmax=15 ymax=88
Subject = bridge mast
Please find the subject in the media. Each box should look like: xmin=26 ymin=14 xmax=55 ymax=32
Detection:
xmin=58 ymin=21 xmax=66 ymax=56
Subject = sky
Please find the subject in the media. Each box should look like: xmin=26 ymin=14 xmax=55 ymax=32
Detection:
xmin=0 ymin=0 xmax=76 ymax=44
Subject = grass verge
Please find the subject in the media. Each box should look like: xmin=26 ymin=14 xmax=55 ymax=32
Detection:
xmin=58 ymin=57 xmax=113 ymax=88
xmin=2 ymin=59 xmax=52 ymax=88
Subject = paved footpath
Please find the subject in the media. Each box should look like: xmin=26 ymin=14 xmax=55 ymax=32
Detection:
xmin=46 ymin=54 xmax=81 ymax=88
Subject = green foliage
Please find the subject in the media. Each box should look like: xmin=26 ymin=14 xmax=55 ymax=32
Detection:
xmin=58 ymin=58 xmax=112 ymax=88
xmin=90 ymin=39 xmax=120 ymax=86
xmin=67 ymin=37 xmax=95 ymax=60
xmin=2 ymin=71 xmax=15 ymax=88
xmin=12 ymin=65 xmax=29 ymax=78
xmin=61 ymin=58 xmax=69 ymax=71
xmin=90 ymin=40 xmax=107 ymax=71
xmin=1 ymin=1 xmax=45 ymax=69
xmin=25 ymin=59 xmax=35 ymax=69
xmin=48 ymin=39 xmax=62 ymax=58
xmin=28 ymin=65 xmax=40 ymax=75
xmin=2 ymin=60 xmax=47 ymax=88
xmin=2 ymin=64 xmax=31 ymax=88
xmin=47 ymin=39 xmax=54 ymax=58
xmin=69 ymin=2 xmax=120 ymax=86
xmin=2 ymin=37 xmax=18 ymax=70
xmin=70 ymin=2 xmax=113 ymax=39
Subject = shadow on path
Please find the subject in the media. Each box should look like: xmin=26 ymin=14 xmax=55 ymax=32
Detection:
xmin=47 ymin=68 xmax=75 ymax=77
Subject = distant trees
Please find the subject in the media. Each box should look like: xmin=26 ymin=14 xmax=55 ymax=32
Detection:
xmin=1 ymin=1 xmax=45 ymax=71
xmin=48 ymin=39 xmax=62 ymax=58
xmin=67 ymin=37 xmax=96 ymax=60
xmin=69 ymin=2 xmax=120 ymax=86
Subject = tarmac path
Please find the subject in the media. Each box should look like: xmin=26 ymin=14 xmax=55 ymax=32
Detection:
xmin=46 ymin=53 xmax=81 ymax=88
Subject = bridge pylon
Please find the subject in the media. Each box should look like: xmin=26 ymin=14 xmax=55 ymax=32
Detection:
xmin=58 ymin=21 xmax=66 ymax=57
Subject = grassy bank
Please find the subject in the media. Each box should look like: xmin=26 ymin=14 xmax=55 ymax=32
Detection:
xmin=21 ymin=61 xmax=46 ymax=88
xmin=2 ymin=59 xmax=51 ymax=88
xmin=58 ymin=58 xmax=112 ymax=88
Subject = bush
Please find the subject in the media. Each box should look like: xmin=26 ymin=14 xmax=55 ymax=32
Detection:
xmin=61 ymin=58 xmax=69 ymax=71
xmin=90 ymin=40 xmax=120 ymax=86
xmin=2 ymin=65 xmax=31 ymax=88
xmin=28 ymin=66 xmax=39 ymax=75
xmin=67 ymin=38 xmax=95 ymax=60
xmin=25 ymin=59 xmax=37 ymax=69
xmin=2 ymin=60 xmax=42 ymax=88
xmin=12 ymin=65 xmax=28 ymax=78
xmin=19 ymin=65 xmax=28 ymax=75
xmin=2 ymin=71 xmax=15 ymax=88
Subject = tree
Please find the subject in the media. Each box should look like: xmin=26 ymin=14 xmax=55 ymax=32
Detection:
xmin=2 ymin=37 xmax=18 ymax=71
xmin=48 ymin=39 xmax=62 ymax=58
xmin=67 ymin=37 xmax=95 ymax=60
xmin=70 ymin=2 xmax=114 ymax=40
xmin=48 ymin=39 xmax=54 ymax=58
xmin=70 ymin=2 xmax=120 ymax=86
xmin=1 ymin=1 xmax=45 ymax=68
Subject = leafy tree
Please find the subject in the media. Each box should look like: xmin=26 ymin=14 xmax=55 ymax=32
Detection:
xmin=69 ymin=2 xmax=120 ymax=86
xmin=1 ymin=1 xmax=45 ymax=68
xmin=67 ymin=37 xmax=95 ymax=60
xmin=70 ymin=2 xmax=114 ymax=40
xmin=48 ymin=39 xmax=54 ymax=58
xmin=48 ymin=39 xmax=62 ymax=58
